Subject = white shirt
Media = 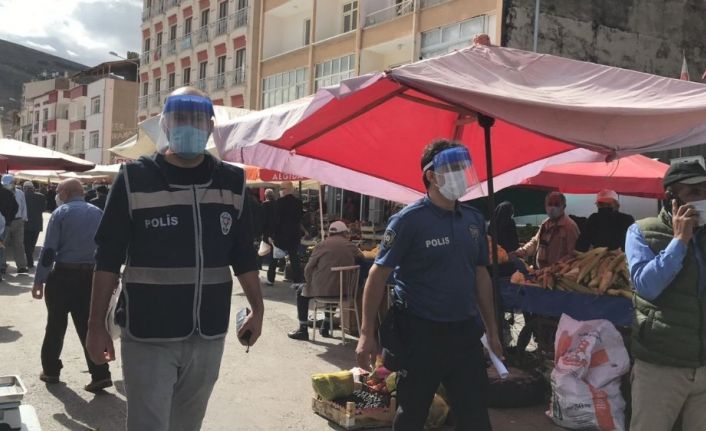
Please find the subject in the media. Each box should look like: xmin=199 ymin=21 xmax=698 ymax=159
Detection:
xmin=14 ymin=188 xmax=27 ymax=221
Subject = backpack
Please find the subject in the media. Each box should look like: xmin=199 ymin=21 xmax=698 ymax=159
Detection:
xmin=0 ymin=188 xmax=18 ymax=222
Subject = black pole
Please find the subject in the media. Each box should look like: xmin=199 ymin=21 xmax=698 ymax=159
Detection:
xmin=478 ymin=113 xmax=503 ymax=346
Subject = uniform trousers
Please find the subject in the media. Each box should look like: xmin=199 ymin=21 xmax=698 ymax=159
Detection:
xmin=393 ymin=312 xmax=492 ymax=431
xmin=121 ymin=334 xmax=225 ymax=431
xmin=41 ymin=265 xmax=111 ymax=380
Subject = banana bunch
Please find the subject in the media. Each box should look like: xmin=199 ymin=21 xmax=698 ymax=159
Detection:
xmin=519 ymin=247 xmax=633 ymax=299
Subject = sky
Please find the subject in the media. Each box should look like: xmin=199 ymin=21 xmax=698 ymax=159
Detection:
xmin=0 ymin=0 xmax=142 ymax=67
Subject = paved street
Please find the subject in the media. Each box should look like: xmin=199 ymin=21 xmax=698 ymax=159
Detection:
xmin=0 ymin=222 xmax=559 ymax=430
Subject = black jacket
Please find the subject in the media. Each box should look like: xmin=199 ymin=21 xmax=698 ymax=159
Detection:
xmin=24 ymin=191 xmax=47 ymax=232
xmin=576 ymin=209 xmax=635 ymax=251
xmin=273 ymin=194 xmax=303 ymax=250
xmin=90 ymin=194 xmax=107 ymax=210
xmin=0 ymin=187 xmax=18 ymax=223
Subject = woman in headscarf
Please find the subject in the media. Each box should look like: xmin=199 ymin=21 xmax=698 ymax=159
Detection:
xmin=492 ymin=201 xmax=519 ymax=252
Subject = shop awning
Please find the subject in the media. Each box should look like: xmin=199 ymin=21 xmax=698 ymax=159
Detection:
xmin=214 ymin=46 xmax=706 ymax=203
xmin=521 ymin=155 xmax=669 ymax=199
xmin=0 ymin=138 xmax=95 ymax=172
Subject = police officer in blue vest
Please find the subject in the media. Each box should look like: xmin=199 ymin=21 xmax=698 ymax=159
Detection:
xmin=356 ymin=139 xmax=502 ymax=431
xmin=86 ymin=87 xmax=264 ymax=431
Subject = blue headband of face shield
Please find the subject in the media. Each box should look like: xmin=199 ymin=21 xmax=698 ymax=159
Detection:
xmin=162 ymin=94 xmax=215 ymax=117
xmin=423 ymin=146 xmax=473 ymax=173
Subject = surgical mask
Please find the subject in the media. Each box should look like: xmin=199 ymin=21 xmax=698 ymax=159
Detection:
xmin=547 ymin=206 xmax=563 ymax=219
xmin=3 ymin=184 xmax=12 ymax=191
xmin=436 ymin=170 xmax=468 ymax=201
xmin=168 ymin=125 xmax=209 ymax=159
xmin=689 ymin=199 xmax=706 ymax=226
xmin=55 ymin=195 xmax=63 ymax=207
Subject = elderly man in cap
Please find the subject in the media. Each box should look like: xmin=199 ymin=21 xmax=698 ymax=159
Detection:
xmin=1 ymin=174 xmax=28 ymax=274
xmin=626 ymin=161 xmax=706 ymax=430
xmin=32 ymin=179 xmax=111 ymax=392
xmin=288 ymin=220 xmax=363 ymax=340
xmin=576 ymin=189 xmax=635 ymax=252
xmin=23 ymin=181 xmax=47 ymax=269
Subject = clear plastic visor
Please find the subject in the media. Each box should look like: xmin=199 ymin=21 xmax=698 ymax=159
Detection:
xmin=425 ymin=146 xmax=480 ymax=192
xmin=156 ymin=94 xmax=215 ymax=153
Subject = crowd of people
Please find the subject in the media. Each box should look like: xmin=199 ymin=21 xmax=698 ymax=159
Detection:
xmin=2 ymin=85 xmax=703 ymax=431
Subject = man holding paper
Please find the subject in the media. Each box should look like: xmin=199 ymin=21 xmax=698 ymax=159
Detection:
xmin=355 ymin=139 xmax=503 ymax=431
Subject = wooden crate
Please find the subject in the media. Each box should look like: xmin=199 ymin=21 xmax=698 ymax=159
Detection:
xmin=312 ymin=395 xmax=396 ymax=430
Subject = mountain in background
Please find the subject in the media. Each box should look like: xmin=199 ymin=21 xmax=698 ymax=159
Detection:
xmin=0 ymin=39 xmax=87 ymax=138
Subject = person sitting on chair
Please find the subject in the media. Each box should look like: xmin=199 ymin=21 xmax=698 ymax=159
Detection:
xmin=288 ymin=221 xmax=364 ymax=340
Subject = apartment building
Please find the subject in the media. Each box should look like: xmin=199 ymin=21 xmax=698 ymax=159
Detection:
xmin=257 ymin=0 xmax=501 ymax=109
xmin=138 ymin=0 xmax=260 ymax=120
xmin=15 ymin=61 xmax=138 ymax=164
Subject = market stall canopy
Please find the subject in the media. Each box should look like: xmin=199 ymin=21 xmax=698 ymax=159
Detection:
xmin=521 ymin=155 xmax=669 ymax=198
xmin=12 ymin=170 xmax=65 ymax=182
xmin=110 ymin=105 xmax=251 ymax=160
xmin=0 ymin=138 xmax=95 ymax=171
xmin=225 ymin=161 xmax=318 ymax=189
xmin=83 ymin=164 xmax=121 ymax=177
xmin=214 ymin=46 xmax=706 ymax=204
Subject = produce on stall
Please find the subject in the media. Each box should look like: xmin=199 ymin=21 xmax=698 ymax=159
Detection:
xmin=511 ymin=248 xmax=633 ymax=299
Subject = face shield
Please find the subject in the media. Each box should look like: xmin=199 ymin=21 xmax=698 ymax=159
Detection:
xmin=424 ymin=146 xmax=479 ymax=201
xmin=157 ymin=94 xmax=215 ymax=159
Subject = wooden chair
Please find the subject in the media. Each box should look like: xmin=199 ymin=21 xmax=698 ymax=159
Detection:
xmin=312 ymin=265 xmax=361 ymax=344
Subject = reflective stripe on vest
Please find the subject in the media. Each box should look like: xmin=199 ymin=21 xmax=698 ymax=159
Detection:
xmin=124 ymin=266 xmax=232 ymax=285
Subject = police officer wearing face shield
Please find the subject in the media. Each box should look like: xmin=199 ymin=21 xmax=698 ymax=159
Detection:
xmin=355 ymin=139 xmax=502 ymax=431
xmin=86 ymin=87 xmax=264 ymax=431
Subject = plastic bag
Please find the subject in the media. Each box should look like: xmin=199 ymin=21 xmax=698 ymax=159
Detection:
xmin=424 ymin=394 xmax=449 ymax=430
xmin=257 ymin=240 xmax=272 ymax=257
xmin=273 ymin=245 xmax=287 ymax=259
xmin=547 ymin=314 xmax=629 ymax=431
xmin=105 ymin=283 xmax=122 ymax=340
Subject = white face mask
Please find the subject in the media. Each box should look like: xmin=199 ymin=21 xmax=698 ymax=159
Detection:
xmin=55 ymin=195 xmax=63 ymax=207
xmin=436 ymin=171 xmax=468 ymax=201
xmin=689 ymin=199 xmax=706 ymax=226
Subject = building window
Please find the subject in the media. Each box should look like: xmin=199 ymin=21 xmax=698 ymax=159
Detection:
xmin=153 ymin=77 xmax=162 ymax=106
xmin=420 ymin=15 xmax=488 ymax=59
xmin=91 ymin=97 xmax=101 ymax=114
xmin=33 ymin=138 xmax=38 ymax=146
xmin=142 ymin=82 xmax=149 ymax=96
xmin=185 ymin=17 xmax=192 ymax=35
xmin=303 ymin=18 xmax=311 ymax=45
xmin=217 ymin=1 xmax=228 ymax=34
xmin=262 ymin=67 xmax=308 ymax=109
xmin=234 ymin=48 xmax=246 ymax=85
xmin=198 ymin=61 xmax=208 ymax=91
xmin=216 ymin=56 xmax=226 ymax=89
xmin=170 ymin=25 xmax=177 ymax=41
xmin=155 ymin=31 xmax=163 ymax=59
xmin=183 ymin=67 xmax=191 ymax=85
xmin=144 ymin=37 xmax=151 ymax=52
xmin=42 ymin=136 xmax=47 ymax=147
xmin=199 ymin=9 xmax=210 ymax=43
xmin=201 ymin=9 xmax=209 ymax=27
xmin=50 ymin=135 xmax=56 ymax=150
xmin=315 ymin=54 xmax=355 ymax=91
xmin=154 ymin=77 xmax=161 ymax=94
xmin=89 ymin=131 xmax=100 ymax=149
xmin=168 ymin=72 xmax=176 ymax=90
xmin=343 ymin=1 xmax=358 ymax=33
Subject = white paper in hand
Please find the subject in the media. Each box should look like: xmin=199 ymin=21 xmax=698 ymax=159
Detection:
xmin=481 ymin=333 xmax=509 ymax=379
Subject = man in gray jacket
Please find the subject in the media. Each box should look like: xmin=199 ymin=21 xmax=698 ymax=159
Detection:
xmin=23 ymin=181 xmax=46 ymax=269
xmin=288 ymin=221 xmax=363 ymax=340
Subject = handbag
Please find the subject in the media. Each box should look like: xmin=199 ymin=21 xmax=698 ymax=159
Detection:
xmin=258 ymin=240 xmax=272 ymax=257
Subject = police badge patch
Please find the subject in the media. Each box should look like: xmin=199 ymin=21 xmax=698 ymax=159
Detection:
xmin=220 ymin=212 xmax=233 ymax=235
xmin=468 ymin=225 xmax=480 ymax=240
xmin=382 ymin=229 xmax=396 ymax=248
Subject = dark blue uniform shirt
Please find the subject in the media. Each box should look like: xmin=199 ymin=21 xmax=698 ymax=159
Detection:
xmin=375 ymin=196 xmax=489 ymax=322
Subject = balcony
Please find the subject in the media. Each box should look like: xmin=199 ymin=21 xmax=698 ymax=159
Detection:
xmin=197 ymin=26 xmax=209 ymax=44
xmin=213 ymin=17 xmax=228 ymax=37
xmin=154 ymin=46 xmax=162 ymax=61
xmin=212 ymin=73 xmax=226 ymax=90
xmin=141 ymin=50 xmax=151 ymax=65
xmin=142 ymin=7 xmax=151 ymax=21
xmin=151 ymin=92 xmax=163 ymax=107
xmin=167 ymin=40 xmax=177 ymax=56
xmin=195 ymin=78 xmax=208 ymax=92
xmin=180 ymin=34 xmax=193 ymax=51
xmin=231 ymin=8 xmax=248 ymax=30
xmin=365 ymin=0 xmax=414 ymax=27
xmin=139 ymin=96 xmax=149 ymax=110
xmin=230 ymin=67 xmax=246 ymax=86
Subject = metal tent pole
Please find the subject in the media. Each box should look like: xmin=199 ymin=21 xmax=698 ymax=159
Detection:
xmin=478 ymin=113 xmax=504 ymax=345
xmin=318 ymin=185 xmax=325 ymax=240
